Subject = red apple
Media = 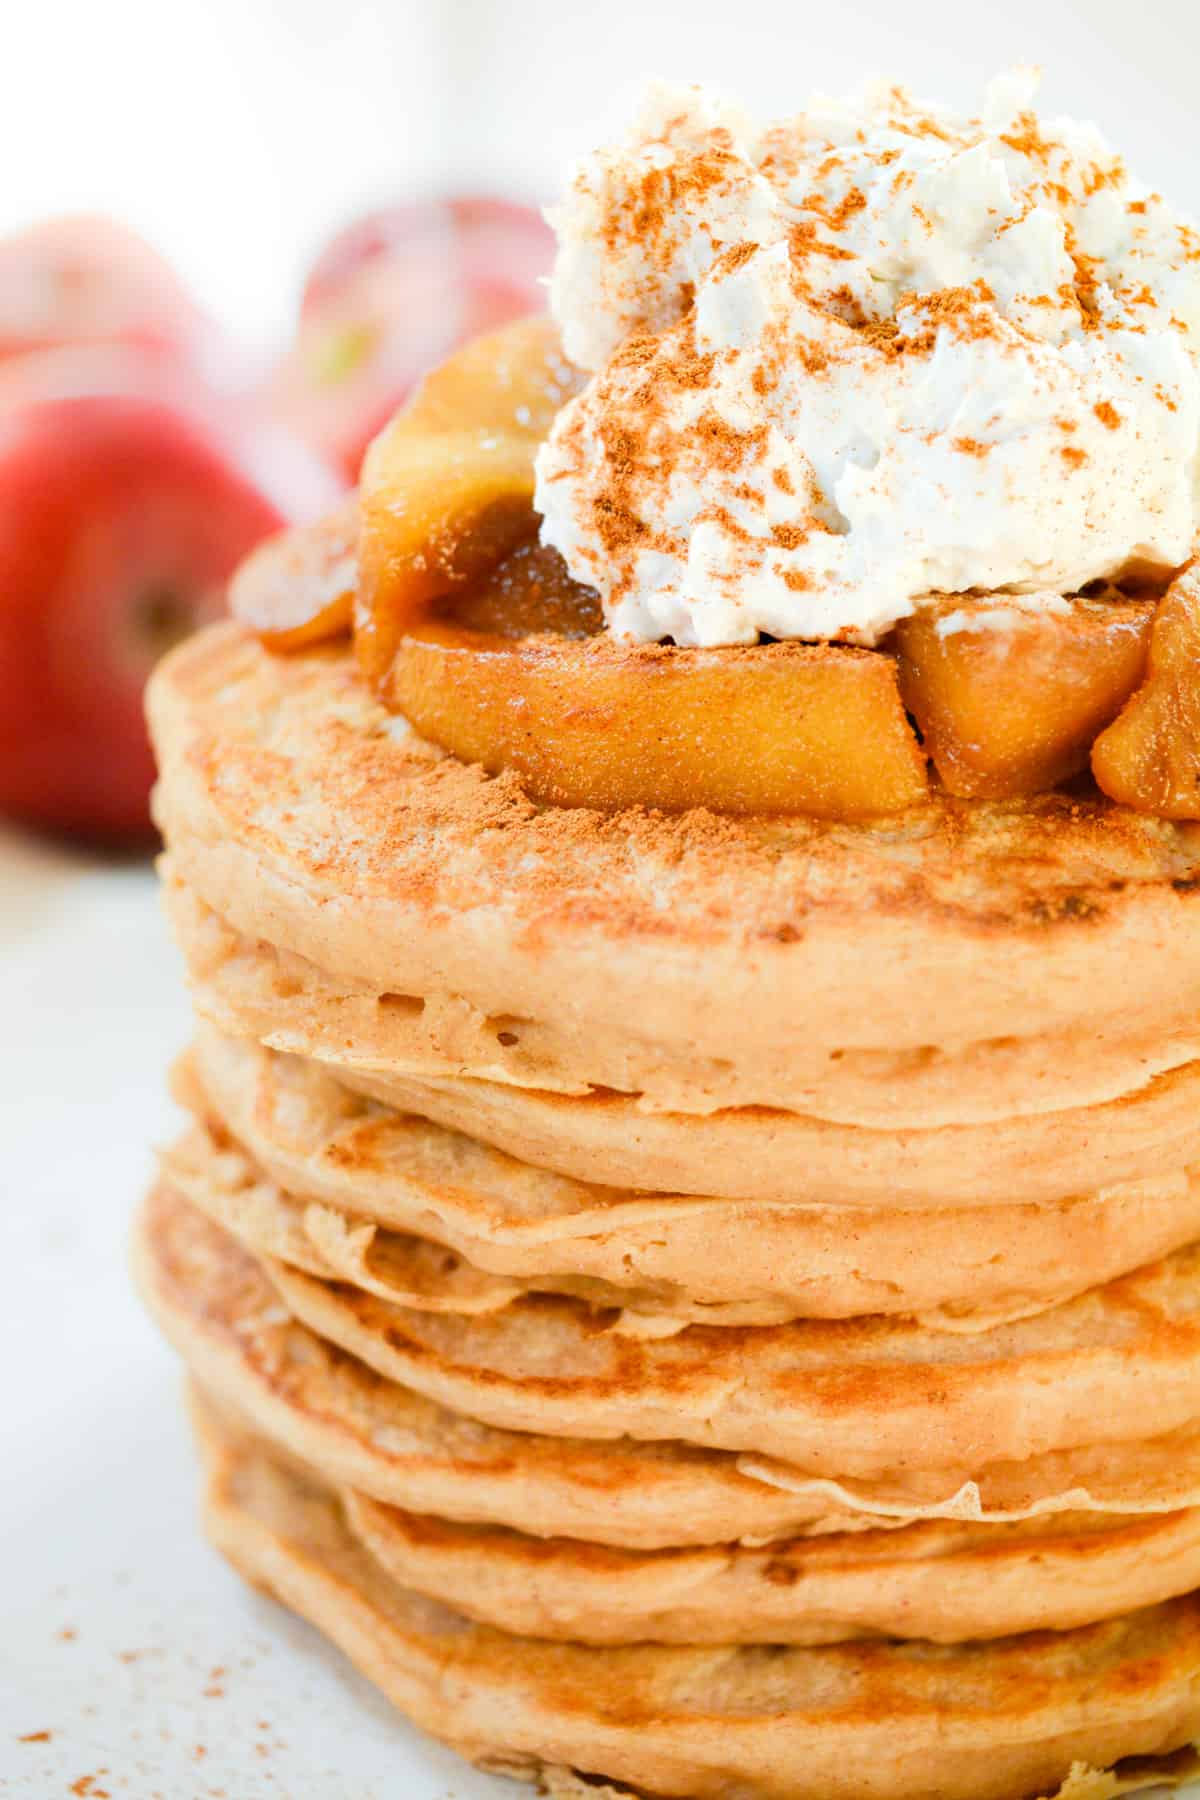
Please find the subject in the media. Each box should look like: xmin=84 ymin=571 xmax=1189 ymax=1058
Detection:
xmin=269 ymin=195 xmax=555 ymax=479
xmin=0 ymin=213 xmax=215 ymax=366
xmin=0 ymin=345 xmax=342 ymax=845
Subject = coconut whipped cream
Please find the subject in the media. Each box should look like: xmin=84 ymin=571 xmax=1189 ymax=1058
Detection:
xmin=534 ymin=73 xmax=1200 ymax=646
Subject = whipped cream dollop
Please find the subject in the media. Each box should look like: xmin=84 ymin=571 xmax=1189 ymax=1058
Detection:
xmin=534 ymin=73 xmax=1200 ymax=645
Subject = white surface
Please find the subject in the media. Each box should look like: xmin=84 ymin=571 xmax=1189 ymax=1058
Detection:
xmin=0 ymin=828 xmax=515 ymax=1798
xmin=0 ymin=0 xmax=1198 ymax=346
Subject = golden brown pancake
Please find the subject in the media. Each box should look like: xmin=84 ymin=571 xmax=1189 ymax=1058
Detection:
xmin=194 ymin=1398 xmax=1200 ymax=1800
xmin=146 ymin=626 xmax=1200 ymax=1118
xmin=337 ymin=1053 xmax=1200 ymax=1207
xmin=261 ymin=1215 xmax=1200 ymax=1480
xmin=341 ymin=1489 xmax=1200 ymax=1647
xmin=186 ymin=1027 xmax=1200 ymax=1327
xmin=165 ymin=867 xmax=1200 ymax=1129
xmin=134 ymin=1185 xmax=1200 ymax=1544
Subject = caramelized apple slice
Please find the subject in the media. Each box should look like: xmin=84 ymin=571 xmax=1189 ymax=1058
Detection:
xmin=1092 ymin=564 xmax=1200 ymax=816
xmin=229 ymin=503 xmax=357 ymax=652
xmin=895 ymin=593 xmax=1154 ymax=799
xmin=357 ymin=316 xmax=583 ymax=680
xmin=385 ymin=614 xmax=928 ymax=818
xmin=447 ymin=538 xmax=604 ymax=639
xmin=396 ymin=314 xmax=580 ymax=440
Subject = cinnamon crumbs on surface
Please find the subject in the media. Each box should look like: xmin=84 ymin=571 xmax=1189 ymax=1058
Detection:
xmin=694 ymin=409 xmax=768 ymax=473
xmin=712 ymin=240 xmax=759 ymax=278
xmin=999 ymin=111 xmax=1058 ymax=163
xmin=800 ymin=184 xmax=868 ymax=232
xmin=788 ymin=220 xmax=856 ymax=266
xmin=857 ymin=318 xmax=900 ymax=352
xmin=1094 ymin=401 xmax=1122 ymax=430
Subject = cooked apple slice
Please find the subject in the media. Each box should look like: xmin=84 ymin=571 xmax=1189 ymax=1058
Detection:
xmin=385 ymin=616 xmax=928 ymax=818
xmin=229 ymin=503 xmax=357 ymax=651
xmin=446 ymin=538 xmax=603 ymax=640
xmin=356 ymin=316 xmax=583 ymax=680
xmin=1092 ymin=564 xmax=1200 ymax=816
xmin=895 ymin=593 xmax=1155 ymax=799
xmin=395 ymin=313 xmax=580 ymax=440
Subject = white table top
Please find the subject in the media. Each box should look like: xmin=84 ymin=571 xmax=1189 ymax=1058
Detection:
xmin=1 ymin=825 xmax=1196 ymax=1800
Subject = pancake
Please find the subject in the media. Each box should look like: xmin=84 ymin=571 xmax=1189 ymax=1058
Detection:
xmin=338 ymin=1055 xmax=1200 ymax=1207
xmin=161 ymin=1121 xmax=527 ymax=1317
xmin=161 ymin=1111 xmax=1200 ymax=1476
xmin=134 ymin=1185 xmax=1200 ymax=1541
xmin=164 ymin=1113 xmax=850 ymax=1330
xmin=165 ymin=867 xmax=1200 ymax=1130
xmin=261 ymin=1208 xmax=1200 ymax=1480
xmin=341 ymin=1491 xmax=1200 ymax=1647
xmin=189 ymin=1027 xmax=1200 ymax=1327
xmin=170 ymin=1110 xmax=1200 ymax=1346
xmin=194 ymin=1401 xmax=1200 ymax=1800
xmin=147 ymin=627 xmax=1200 ymax=1095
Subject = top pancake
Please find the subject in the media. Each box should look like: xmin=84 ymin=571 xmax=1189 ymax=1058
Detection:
xmin=148 ymin=625 xmax=1200 ymax=1090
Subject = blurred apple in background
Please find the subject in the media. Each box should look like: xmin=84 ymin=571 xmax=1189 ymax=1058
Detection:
xmin=268 ymin=195 xmax=554 ymax=479
xmin=0 ymin=191 xmax=550 ymax=847
xmin=0 ymin=213 xmax=218 ymax=367
xmin=0 ymin=346 xmax=340 ymax=845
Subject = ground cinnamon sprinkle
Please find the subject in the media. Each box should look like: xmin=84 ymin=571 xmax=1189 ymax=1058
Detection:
xmin=713 ymin=240 xmax=759 ymax=278
xmin=788 ymin=220 xmax=856 ymax=266
xmin=1082 ymin=157 xmax=1126 ymax=197
xmin=953 ymin=436 xmax=990 ymax=457
xmin=1000 ymin=111 xmax=1057 ymax=163
xmin=698 ymin=503 xmax=754 ymax=543
xmin=611 ymin=334 xmax=658 ymax=372
xmin=1060 ymin=445 xmax=1089 ymax=468
xmin=18 ymin=1730 xmax=52 ymax=1743
xmin=859 ymin=286 xmax=998 ymax=360
xmin=1094 ymin=401 xmax=1122 ymax=430
xmin=857 ymin=318 xmax=900 ymax=352
xmin=800 ymin=184 xmax=868 ymax=232
xmin=694 ymin=409 xmax=768 ymax=472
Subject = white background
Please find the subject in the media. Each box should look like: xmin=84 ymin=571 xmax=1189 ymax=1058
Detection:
xmin=3 ymin=1 xmax=1200 ymax=1794
xmin=0 ymin=0 xmax=1196 ymax=346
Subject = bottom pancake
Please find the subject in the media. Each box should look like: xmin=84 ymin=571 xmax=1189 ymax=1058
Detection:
xmin=193 ymin=1396 xmax=1200 ymax=1800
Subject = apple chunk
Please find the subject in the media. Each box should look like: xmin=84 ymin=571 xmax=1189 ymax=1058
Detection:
xmin=1092 ymin=564 xmax=1200 ymax=817
xmin=895 ymin=593 xmax=1155 ymax=799
xmin=229 ymin=503 xmax=357 ymax=652
xmin=356 ymin=316 xmax=583 ymax=680
xmin=386 ymin=622 xmax=928 ymax=818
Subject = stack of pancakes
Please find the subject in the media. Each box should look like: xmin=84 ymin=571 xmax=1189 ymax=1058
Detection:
xmin=138 ymin=620 xmax=1200 ymax=1800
